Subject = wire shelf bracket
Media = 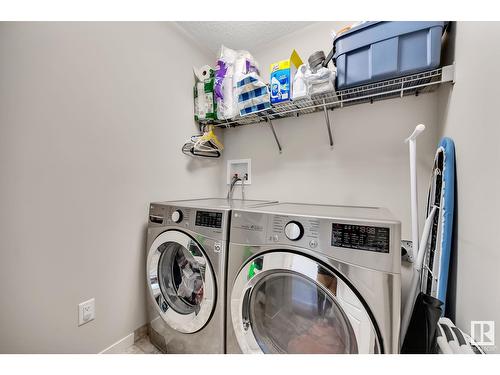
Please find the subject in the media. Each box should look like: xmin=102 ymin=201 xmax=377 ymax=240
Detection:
xmin=323 ymin=100 xmax=334 ymax=147
xmin=267 ymin=117 xmax=282 ymax=153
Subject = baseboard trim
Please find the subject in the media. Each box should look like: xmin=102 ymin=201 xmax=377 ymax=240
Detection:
xmin=99 ymin=332 xmax=135 ymax=354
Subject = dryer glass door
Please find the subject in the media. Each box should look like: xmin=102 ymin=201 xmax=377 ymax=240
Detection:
xmin=147 ymin=230 xmax=215 ymax=333
xmin=231 ymin=252 xmax=381 ymax=353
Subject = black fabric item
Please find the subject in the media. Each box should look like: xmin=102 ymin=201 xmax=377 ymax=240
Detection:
xmin=401 ymin=292 xmax=443 ymax=354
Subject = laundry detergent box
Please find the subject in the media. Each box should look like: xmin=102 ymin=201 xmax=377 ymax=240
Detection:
xmin=269 ymin=49 xmax=303 ymax=105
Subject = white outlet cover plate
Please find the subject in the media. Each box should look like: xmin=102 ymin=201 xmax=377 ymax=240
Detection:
xmin=78 ymin=298 xmax=95 ymax=326
xmin=227 ymin=159 xmax=251 ymax=185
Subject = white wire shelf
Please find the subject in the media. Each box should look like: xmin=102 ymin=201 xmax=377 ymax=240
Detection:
xmin=201 ymin=64 xmax=455 ymax=152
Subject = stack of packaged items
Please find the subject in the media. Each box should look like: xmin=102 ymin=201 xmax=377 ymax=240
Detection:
xmin=193 ymin=65 xmax=217 ymax=122
xmin=214 ymin=46 xmax=239 ymax=120
xmin=266 ymin=49 xmax=336 ymax=116
xmin=193 ymin=45 xmax=337 ymax=122
xmin=215 ymin=46 xmax=269 ymax=119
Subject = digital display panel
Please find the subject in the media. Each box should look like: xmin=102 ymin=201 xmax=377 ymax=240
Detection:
xmin=331 ymin=223 xmax=390 ymax=253
xmin=195 ymin=211 xmax=223 ymax=229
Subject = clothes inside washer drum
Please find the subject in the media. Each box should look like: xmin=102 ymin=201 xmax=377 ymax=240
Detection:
xmin=158 ymin=241 xmax=205 ymax=315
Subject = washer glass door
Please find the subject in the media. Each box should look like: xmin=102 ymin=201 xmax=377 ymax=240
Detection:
xmin=147 ymin=230 xmax=215 ymax=333
xmin=231 ymin=252 xmax=380 ymax=353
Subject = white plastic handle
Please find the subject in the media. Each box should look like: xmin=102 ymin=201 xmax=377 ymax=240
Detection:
xmin=405 ymin=123 xmax=426 ymax=143
xmin=406 ymin=123 xmax=426 ymax=262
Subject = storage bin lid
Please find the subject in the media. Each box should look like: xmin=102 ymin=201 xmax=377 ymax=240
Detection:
xmin=333 ymin=21 xmax=447 ymax=58
xmin=334 ymin=21 xmax=380 ymax=39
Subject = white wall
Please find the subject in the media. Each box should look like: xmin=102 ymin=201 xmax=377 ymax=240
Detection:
xmin=437 ymin=22 xmax=500 ymax=352
xmin=220 ymin=22 xmax=440 ymax=240
xmin=0 ymin=22 xmax=221 ymax=353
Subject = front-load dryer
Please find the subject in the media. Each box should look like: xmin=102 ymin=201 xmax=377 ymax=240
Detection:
xmin=226 ymin=203 xmax=401 ymax=354
xmin=146 ymin=198 xmax=275 ymax=353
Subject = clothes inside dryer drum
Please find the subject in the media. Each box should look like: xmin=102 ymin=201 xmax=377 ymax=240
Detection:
xmin=158 ymin=241 xmax=205 ymax=315
xmin=248 ymin=272 xmax=358 ymax=354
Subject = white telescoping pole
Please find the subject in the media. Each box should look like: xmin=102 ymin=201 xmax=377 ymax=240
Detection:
xmin=405 ymin=124 xmax=425 ymax=262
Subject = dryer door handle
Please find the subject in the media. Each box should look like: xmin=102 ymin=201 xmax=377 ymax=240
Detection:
xmin=242 ymin=288 xmax=252 ymax=331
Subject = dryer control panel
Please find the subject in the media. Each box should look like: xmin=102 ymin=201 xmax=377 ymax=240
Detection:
xmin=230 ymin=208 xmax=400 ymax=274
xmin=331 ymin=223 xmax=390 ymax=253
xmin=266 ymin=215 xmax=397 ymax=273
xmin=265 ymin=215 xmax=391 ymax=254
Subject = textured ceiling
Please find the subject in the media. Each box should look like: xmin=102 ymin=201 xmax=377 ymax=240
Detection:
xmin=176 ymin=21 xmax=316 ymax=55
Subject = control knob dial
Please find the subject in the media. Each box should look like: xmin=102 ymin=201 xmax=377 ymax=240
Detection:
xmin=284 ymin=221 xmax=304 ymax=241
xmin=171 ymin=210 xmax=183 ymax=223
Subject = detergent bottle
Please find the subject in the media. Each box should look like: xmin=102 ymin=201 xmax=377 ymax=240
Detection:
xmin=270 ymin=76 xmax=281 ymax=101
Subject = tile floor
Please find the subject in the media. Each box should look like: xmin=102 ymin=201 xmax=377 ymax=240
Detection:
xmin=121 ymin=336 xmax=163 ymax=354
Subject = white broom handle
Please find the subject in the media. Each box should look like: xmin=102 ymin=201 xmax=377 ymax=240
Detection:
xmin=405 ymin=124 xmax=425 ymax=261
xmin=409 ymin=140 xmax=419 ymax=260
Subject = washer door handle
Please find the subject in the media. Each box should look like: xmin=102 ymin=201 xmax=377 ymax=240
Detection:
xmin=242 ymin=288 xmax=252 ymax=331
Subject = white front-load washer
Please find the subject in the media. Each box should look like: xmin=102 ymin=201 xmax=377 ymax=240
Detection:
xmin=226 ymin=203 xmax=402 ymax=354
xmin=146 ymin=198 xmax=275 ymax=353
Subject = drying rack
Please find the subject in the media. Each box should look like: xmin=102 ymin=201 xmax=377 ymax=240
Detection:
xmin=202 ymin=64 xmax=455 ymax=153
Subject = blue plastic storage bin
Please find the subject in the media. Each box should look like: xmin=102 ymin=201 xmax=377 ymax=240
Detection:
xmin=334 ymin=21 xmax=446 ymax=90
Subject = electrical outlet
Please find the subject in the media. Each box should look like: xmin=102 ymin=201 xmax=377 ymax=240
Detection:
xmin=227 ymin=159 xmax=251 ymax=185
xmin=78 ymin=298 xmax=95 ymax=326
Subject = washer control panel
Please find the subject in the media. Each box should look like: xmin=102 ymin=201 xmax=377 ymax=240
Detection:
xmin=149 ymin=204 xmax=226 ymax=239
xmin=195 ymin=210 xmax=223 ymax=229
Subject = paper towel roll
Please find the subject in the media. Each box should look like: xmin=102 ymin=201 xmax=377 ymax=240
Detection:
xmin=193 ymin=65 xmax=213 ymax=82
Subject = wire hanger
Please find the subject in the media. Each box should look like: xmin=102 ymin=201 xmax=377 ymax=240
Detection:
xmin=182 ymin=125 xmax=223 ymax=159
